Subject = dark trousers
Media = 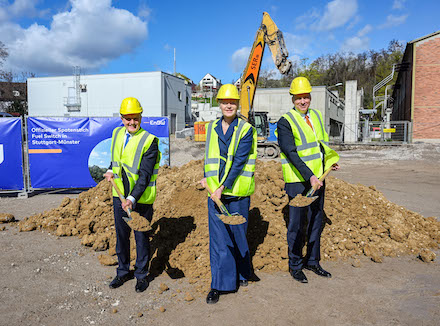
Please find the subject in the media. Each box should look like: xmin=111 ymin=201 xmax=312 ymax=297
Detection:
xmin=208 ymin=196 xmax=251 ymax=291
xmin=113 ymin=197 xmax=152 ymax=280
xmin=287 ymin=186 xmax=325 ymax=271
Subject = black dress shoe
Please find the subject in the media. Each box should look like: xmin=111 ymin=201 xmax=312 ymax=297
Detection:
xmin=206 ymin=289 xmax=220 ymax=304
xmin=135 ymin=278 xmax=149 ymax=293
xmin=109 ymin=274 xmax=132 ymax=289
xmin=304 ymin=264 xmax=332 ymax=278
xmin=239 ymin=280 xmax=248 ymax=287
xmin=289 ymin=269 xmax=308 ymax=283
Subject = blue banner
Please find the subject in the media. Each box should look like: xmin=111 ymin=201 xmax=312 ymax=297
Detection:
xmin=0 ymin=118 xmax=24 ymax=190
xmin=28 ymin=117 xmax=169 ymax=189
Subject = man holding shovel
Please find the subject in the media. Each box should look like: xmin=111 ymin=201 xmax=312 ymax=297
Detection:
xmin=103 ymin=97 xmax=160 ymax=293
xmin=200 ymin=84 xmax=257 ymax=304
xmin=276 ymin=77 xmax=339 ymax=283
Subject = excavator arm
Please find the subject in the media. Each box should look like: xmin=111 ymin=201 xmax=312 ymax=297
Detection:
xmin=239 ymin=12 xmax=292 ymax=121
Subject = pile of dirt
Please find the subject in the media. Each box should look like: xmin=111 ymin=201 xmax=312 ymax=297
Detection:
xmin=14 ymin=160 xmax=440 ymax=293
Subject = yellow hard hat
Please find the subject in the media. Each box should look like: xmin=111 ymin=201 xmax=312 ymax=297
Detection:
xmin=120 ymin=97 xmax=143 ymax=115
xmin=289 ymin=77 xmax=312 ymax=95
xmin=216 ymin=84 xmax=240 ymax=100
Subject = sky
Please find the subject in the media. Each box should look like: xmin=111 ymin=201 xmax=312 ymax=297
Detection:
xmin=0 ymin=0 xmax=439 ymax=84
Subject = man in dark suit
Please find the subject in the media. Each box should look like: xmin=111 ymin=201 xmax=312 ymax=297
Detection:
xmin=104 ymin=97 xmax=160 ymax=293
xmin=277 ymin=77 xmax=339 ymax=283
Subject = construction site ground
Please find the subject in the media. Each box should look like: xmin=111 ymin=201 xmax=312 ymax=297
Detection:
xmin=1 ymin=140 xmax=439 ymax=326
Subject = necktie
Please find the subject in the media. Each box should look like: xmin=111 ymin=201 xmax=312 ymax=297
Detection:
xmin=124 ymin=134 xmax=130 ymax=149
xmin=305 ymin=115 xmax=314 ymax=131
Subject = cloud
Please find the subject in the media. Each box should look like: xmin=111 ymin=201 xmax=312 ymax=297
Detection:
xmin=347 ymin=15 xmax=361 ymax=30
xmin=392 ymin=0 xmax=406 ymax=10
xmin=231 ymin=47 xmax=250 ymax=73
xmin=295 ymin=8 xmax=320 ymax=30
xmin=3 ymin=0 xmax=49 ymax=18
xmin=1 ymin=0 xmax=148 ymax=75
xmin=283 ymin=33 xmax=310 ymax=55
xmin=314 ymin=0 xmax=358 ymax=31
xmin=357 ymin=24 xmax=372 ymax=37
xmin=340 ymin=24 xmax=372 ymax=53
xmin=341 ymin=36 xmax=369 ymax=53
xmin=378 ymin=14 xmax=408 ymax=29
xmin=138 ymin=1 xmax=151 ymax=19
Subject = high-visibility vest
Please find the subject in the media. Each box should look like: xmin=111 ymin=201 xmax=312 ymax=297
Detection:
xmin=204 ymin=118 xmax=257 ymax=197
xmin=111 ymin=127 xmax=161 ymax=204
xmin=276 ymin=108 xmax=339 ymax=183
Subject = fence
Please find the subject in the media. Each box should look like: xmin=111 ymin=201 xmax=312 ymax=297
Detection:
xmin=340 ymin=120 xmax=411 ymax=144
xmin=0 ymin=116 xmax=170 ymax=195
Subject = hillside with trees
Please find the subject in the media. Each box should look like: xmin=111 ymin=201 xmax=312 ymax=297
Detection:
xmin=257 ymin=40 xmax=404 ymax=115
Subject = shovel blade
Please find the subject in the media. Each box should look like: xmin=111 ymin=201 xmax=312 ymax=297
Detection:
xmin=123 ymin=208 xmax=133 ymax=222
xmin=216 ymin=213 xmax=246 ymax=225
xmin=289 ymin=195 xmax=319 ymax=207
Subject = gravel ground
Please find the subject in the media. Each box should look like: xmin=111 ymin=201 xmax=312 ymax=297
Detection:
xmin=0 ymin=139 xmax=439 ymax=326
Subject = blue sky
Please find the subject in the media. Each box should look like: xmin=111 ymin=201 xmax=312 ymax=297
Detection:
xmin=1 ymin=0 xmax=439 ymax=84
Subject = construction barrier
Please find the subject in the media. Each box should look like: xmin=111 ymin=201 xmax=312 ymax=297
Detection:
xmin=0 ymin=117 xmax=25 ymax=190
xmin=194 ymin=121 xmax=211 ymax=142
xmin=27 ymin=117 xmax=170 ymax=189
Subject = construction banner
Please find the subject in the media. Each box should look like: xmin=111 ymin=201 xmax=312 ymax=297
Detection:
xmin=27 ymin=117 xmax=170 ymax=189
xmin=0 ymin=118 xmax=24 ymax=190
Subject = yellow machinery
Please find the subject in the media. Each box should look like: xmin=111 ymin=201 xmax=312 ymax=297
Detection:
xmin=239 ymin=12 xmax=292 ymax=158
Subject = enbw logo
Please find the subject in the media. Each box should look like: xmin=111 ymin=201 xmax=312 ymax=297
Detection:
xmin=150 ymin=119 xmax=166 ymax=126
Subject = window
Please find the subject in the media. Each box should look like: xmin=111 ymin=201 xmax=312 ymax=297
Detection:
xmin=178 ymin=91 xmax=182 ymax=101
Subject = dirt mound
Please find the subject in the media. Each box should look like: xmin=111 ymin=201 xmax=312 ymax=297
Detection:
xmin=16 ymin=160 xmax=440 ymax=294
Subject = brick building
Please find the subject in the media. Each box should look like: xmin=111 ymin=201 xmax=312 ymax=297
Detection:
xmin=392 ymin=31 xmax=440 ymax=142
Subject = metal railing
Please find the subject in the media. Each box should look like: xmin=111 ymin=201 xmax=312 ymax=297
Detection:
xmin=341 ymin=121 xmax=411 ymax=144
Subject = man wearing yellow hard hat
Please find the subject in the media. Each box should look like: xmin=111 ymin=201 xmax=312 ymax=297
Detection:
xmin=276 ymin=77 xmax=340 ymax=284
xmin=200 ymin=84 xmax=257 ymax=304
xmin=104 ymin=97 xmax=161 ymax=293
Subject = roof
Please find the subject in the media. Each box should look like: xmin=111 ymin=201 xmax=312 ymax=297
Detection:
xmin=0 ymin=82 xmax=27 ymax=101
xmin=410 ymin=30 xmax=440 ymax=44
xmin=201 ymin=73 xmax=220 ymax=81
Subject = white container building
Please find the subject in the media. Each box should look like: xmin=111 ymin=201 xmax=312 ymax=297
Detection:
xmin=28 ymin=71 xmax=192 ymax=133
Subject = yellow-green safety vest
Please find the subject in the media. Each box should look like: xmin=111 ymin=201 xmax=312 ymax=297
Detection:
xmin=111 ymin=127 xmax=161 ymax=204
xmin=204 ymin=118 xmax=257 ymax=197
xmin=276 ymin=108 xmax=339 ymax=183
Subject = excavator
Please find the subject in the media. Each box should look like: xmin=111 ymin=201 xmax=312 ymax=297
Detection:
xmin=239 ymin=12 xmax=292 ymax=158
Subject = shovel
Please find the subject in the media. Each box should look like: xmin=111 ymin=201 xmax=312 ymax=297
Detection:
xmin=109 ymin=178 xmax=132 ymax=222
xmin=290 ymin=165 xmax=335 ymax=207
xmin=205 ymin=184 xmax=246 ymax=225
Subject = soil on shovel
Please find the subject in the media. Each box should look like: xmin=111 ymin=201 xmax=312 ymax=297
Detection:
xmin=218 ymin=214 xmax=246 ymax=225
xmin=126 ymin=211 xmax=151 ymax=232
xmin=289 ymin=194 xmax=318 ymax=207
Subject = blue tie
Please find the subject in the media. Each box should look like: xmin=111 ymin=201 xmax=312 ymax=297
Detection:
xmin=124 ymin=134 xmax=130 ymax=149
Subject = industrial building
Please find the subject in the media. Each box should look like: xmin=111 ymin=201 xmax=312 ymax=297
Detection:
xmin=392 ymin=30 xmax=440 ymax=142
xmin=28 ymin=71 xmax=192 ymax=133
xmin=252 ymin=86 xmax=346 ymax=139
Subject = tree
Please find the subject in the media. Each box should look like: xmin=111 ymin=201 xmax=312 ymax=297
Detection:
xmin=0 ymin=41 xmax=9 ymax=80
xmin=0 ymin=43 xmax=34 ymax=115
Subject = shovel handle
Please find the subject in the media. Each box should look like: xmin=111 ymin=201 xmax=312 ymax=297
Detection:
xmin=307 ymin=165 xmax=335 ymax=197
xmin=205 ymin=184 xmax=231 ymax=216
xmin=110 ymin=178 xmax=127 ymax=204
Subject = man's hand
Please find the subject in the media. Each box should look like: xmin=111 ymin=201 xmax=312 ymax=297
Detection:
xmin=103 ymin=171 xmax=114 ymax=182
xmin=211 ymin=185 xmax=225 ymax=201
xmin=310 ymin=175 xmax=323 ymax=190
xmin=332 ymin=163 xmax=340 ymax=171
xmin=121 ymin=198 xmax=133 ymax=211
xmin=200 ymin=178 xmax=207 ymax=189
